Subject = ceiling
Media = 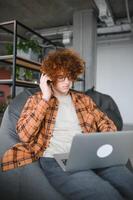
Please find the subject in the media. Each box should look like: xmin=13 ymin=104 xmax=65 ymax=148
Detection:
xmin=0 ymin=0 xmax=133 ymax=29
xmin=108 ymin=0 xmax=133 ymax=20
xmin=0 ymin=0 xmax=133 ymax=44
xmin=0 ymin=0 xmax=97 ymax=29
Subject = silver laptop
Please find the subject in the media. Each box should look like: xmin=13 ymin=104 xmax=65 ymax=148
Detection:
xmin=54 ymin=130 xmax=133 ymax=172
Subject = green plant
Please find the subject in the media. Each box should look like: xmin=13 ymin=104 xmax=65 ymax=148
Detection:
xmin=24 ymin=69 xmax=33 ymax=81
xmin=6 ymin=39 xmax=41 ymax=54
xmin=6 ymin=39 xmax=41 ymax=81
xmin=17 ymin=39 xmax=41 ymax=54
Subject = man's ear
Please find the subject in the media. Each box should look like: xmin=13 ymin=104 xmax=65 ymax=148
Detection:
xmin=47 ymin=80 xmax=52 ymax=85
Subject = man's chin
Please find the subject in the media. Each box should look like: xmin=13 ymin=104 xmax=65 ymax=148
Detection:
xmin=61 ymin=88 xmax=70 ymax=94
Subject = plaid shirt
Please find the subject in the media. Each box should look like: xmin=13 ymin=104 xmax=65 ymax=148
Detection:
xmin=1 ymin=90 xmax=117 ymax=171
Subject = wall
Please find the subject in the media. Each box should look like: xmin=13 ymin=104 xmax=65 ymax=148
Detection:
xmin=0 ymin=67 xmax=11 ymax=103
xmin=96 ymin=36 xmax=133 ymax=125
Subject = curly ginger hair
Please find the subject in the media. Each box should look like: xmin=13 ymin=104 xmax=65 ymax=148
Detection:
xmin=40 ymin=48 xmax=85 ymax=83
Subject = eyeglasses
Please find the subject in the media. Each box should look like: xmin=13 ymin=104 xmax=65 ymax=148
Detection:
xmin=57 ymin=75 xmax=73 ymax=82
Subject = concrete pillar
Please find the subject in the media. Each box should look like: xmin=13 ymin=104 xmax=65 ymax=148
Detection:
xmin=73 ymin=9 xmax=98 ymax=90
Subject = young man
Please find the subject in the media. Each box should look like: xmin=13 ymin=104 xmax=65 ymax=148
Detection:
xmin=1 ymin=49 xmax=133 ymax=200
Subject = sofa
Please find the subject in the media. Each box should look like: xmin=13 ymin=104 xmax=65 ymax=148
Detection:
xmin=0 ymin=87 xmax=132 ymax=200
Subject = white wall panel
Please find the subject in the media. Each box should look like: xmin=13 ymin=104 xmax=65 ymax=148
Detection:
xmin=96 ymin=38 xmax=133 ymax=124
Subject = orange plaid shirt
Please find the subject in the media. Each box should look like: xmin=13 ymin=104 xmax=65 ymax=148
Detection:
xmin=1 ymin=90 xmax=117 ymax=171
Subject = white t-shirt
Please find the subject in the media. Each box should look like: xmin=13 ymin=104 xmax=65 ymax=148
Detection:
xmin=43 ymin=94 xmax=82 ymax=157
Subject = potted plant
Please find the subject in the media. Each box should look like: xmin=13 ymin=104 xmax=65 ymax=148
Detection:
xmin=6 ymin=39 xmax=41 ymax=61
xmin=6 ymin=39 xmax=41 ymax=81
xmin=17 ymin=39 xmax=41 ymax=61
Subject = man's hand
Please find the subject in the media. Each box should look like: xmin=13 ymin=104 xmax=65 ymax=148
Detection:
xmin=39 ymin=74 xmax=52 ymax=101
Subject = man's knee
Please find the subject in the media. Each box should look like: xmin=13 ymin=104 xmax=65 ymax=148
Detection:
xmin=97 ymin=180 xmax=123 ymax=200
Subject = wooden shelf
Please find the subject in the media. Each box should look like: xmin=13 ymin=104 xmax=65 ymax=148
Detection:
xmin=0 ymin=55 xmax=41 ymax=71
xmin=0 ymin=79 xmax=39 ymax=88
xmin=0 ymin=20 xmax=60 ymax=98
xmin=16 ymin=79 xmax=39 ymax=87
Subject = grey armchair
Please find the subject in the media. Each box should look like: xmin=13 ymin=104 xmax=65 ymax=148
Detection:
xmin=0 ymin=87 xmax=132 ymax=200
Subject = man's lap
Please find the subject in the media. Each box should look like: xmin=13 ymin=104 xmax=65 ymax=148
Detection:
xmin=96 ymin=165 xmax=133 ymax=199
xmin=39 ymin=158 xmax=133 ymax=200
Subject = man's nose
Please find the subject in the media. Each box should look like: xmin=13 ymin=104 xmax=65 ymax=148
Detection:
xmin=64 ymin=77 xmax=70 ymax=83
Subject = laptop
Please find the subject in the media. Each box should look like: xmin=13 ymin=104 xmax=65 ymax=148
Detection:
xmin=54 ymin=130 xmax=133 ymax=172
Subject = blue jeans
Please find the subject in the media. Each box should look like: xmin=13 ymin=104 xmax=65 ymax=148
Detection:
xmin=39 ymin=158 xmax=133 ymax=200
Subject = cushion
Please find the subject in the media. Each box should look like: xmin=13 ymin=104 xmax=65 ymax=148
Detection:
xmin=8 ymin=87 xmax=40 ymax=140
xmin=85 ymin=88 xmax=123 ymax=131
